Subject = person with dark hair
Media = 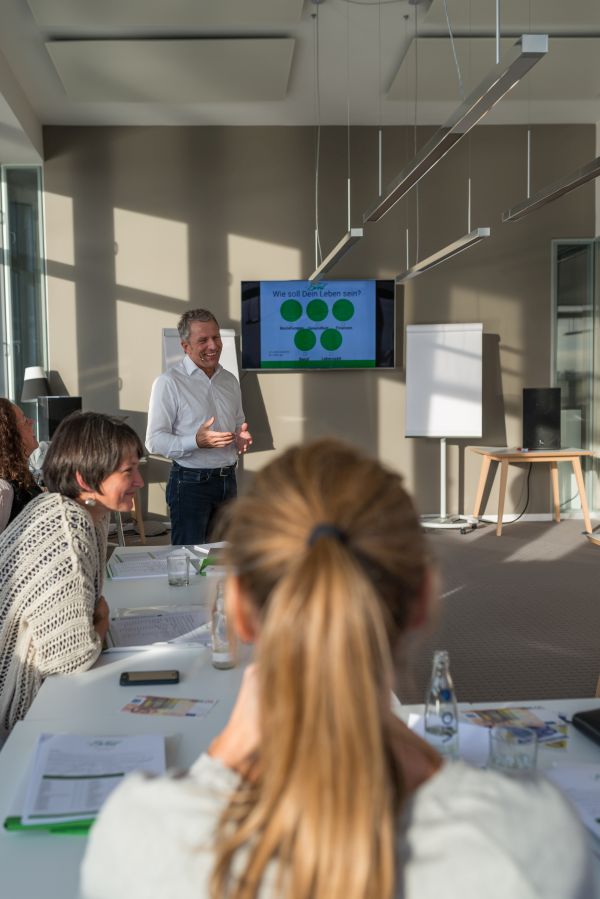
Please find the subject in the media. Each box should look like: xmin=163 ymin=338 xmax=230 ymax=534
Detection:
xmin=146 ymin=308 xmax=252 ymax=545
xmin=0 ymin=399 xmax=41 ymax=533
xmin=0 ymin=411 xmax=145 ymax=741
xmin=82 ymin=439 xmax=592 ymax=899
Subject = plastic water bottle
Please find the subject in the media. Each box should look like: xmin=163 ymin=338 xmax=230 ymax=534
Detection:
xmin=424 ymin=650 xmax=459 ymax=760
xmin=211 ymin=581 xmax=234 ymax=670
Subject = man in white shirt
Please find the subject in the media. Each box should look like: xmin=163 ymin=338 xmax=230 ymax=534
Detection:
xmin=146 ymin=309 xmax=252 ymax=545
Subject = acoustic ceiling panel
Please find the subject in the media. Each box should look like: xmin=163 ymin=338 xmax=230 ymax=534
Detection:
xmin=46 ymin=39 xmax=295 ymax=102
xmin=424 ymin=0 xmax=600 ymax=28
xmin=28 ymin=0 xmax=304 ymax=28
xmin=388 ymin=36 xmax=600 ymax=102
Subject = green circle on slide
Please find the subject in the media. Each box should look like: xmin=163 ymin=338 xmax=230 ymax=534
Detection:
xmin=295 ymin=329 xmax=317 ymax=351
xmin=321 ymin=329 xmax=343 ymax=351
xmin=332 ymin=298 xmax=354 ymax=321
xmin=280 ymin=299 xmax=303 ymax=322
xmin=306 ymin=299 xmax=328 ymax=322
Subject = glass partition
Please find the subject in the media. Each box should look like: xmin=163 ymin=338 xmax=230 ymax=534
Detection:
xmin=552 ymin=239 xmax=597 ymax=513
xmin=0 ymin=166 xmax=47 ymax=402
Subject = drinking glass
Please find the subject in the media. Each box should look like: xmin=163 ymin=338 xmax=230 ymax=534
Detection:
xmin=167 ymin=551 xmax=190 ymax=587
xmin=488 ymin=725 xmax=538 ymax=775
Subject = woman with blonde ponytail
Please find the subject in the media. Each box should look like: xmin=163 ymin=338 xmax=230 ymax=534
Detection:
xmin=82 ymin=440 xmax=592 ymax=899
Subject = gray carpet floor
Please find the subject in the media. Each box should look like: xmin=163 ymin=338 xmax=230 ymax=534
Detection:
xmin=395 ymin=519 xmax=600 ymax=705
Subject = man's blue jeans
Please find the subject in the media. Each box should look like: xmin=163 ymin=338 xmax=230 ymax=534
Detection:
xmin=166 ymin=462 xmax=237 ymax=546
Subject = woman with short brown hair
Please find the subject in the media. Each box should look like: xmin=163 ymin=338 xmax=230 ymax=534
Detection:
xmin=0 ymin=411 xmax=145 ymax=740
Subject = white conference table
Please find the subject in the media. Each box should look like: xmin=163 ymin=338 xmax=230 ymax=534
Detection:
xmin=0 ymin=547 xmax=599 ymax=898
xmin=104 ymin=545 xmax=218 ymax=613
xmin=2 ymin=695 xmax=600 ymax=899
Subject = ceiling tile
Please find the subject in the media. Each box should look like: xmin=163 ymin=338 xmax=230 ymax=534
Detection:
xmin=424 ymin=0 xmax=600 ymax=29
xmin=46 ymin=39 xmax=295 ymax=102
xmin=28 ymin=0 xmax=304 ymax=29
xmin=388 ymin=36 xmax=600 ymax=103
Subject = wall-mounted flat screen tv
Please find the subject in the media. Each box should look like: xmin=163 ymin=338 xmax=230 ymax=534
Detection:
xmin=241 ymin=279 xmax=395 ymax=371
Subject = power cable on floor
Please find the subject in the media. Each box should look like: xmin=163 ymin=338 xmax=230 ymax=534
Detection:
xmin=479 ymin=463 xmax=533 ymax=526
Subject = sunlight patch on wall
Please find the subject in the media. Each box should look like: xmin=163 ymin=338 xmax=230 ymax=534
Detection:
xmin=226 ymin=233 xmax=301 ymax=321
xmin=116 ymin=299 xmax=178 ymax=411
xmin=378 ymin=376 xmax=404 ymax=474
xmin=47 ymin=275 xmax=78 ymax=393
xmin=45 ymin=192 xmax=74 ymax=266
xmin=114 ymin=208 xmax=189 ymax=300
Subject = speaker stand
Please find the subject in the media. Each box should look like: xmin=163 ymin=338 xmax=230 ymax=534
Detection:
xmin=421 ymin=438 xmax=472 ymax=531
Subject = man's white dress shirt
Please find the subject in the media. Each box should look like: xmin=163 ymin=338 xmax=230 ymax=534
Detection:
xmin=146 ymin=355 xmax=244 ymax=469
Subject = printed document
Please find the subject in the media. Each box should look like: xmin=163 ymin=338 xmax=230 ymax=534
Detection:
xmin=21 ymin=733 xmax=165 ymax=826
xmin=106 ymin=609 xmax=210 ymax=649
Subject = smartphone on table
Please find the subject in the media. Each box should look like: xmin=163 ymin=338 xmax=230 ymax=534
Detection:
xmin=119 ymin=670 xmax=180 ymax=687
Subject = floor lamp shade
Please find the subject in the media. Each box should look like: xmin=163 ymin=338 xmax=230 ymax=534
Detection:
xmin=21 ymin=366 xmax=50 ymax=401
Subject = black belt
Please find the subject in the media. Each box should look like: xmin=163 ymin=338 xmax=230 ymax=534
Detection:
xmin=173 ymin=461 xmax=236 ymax=477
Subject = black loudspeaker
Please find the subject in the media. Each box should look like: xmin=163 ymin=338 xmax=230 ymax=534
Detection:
xmin=522 ymin=388 xmax=561 ymax=450
xmin=36 ymin=396 xmax=82 ymax=441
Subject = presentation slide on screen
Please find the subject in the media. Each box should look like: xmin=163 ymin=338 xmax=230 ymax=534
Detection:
xmin=259 ymin=280 xmax=376 ymax=368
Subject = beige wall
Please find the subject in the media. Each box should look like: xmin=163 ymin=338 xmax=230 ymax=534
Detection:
xmin=0 ymin=45 xmax=43 ymax=163
xmin=42 ymin=124 xmax=596 ymax=518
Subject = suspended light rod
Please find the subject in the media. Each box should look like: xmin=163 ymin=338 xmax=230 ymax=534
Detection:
xmin=308 ymin=228 xmax=363 ymax=282
xmin=363 ymin=34 xmax=548 ymax=224
xmin=395 ymin=228 xmax=491 ymax=283
xmin=503 ymin=155 xmax=600 ymax=223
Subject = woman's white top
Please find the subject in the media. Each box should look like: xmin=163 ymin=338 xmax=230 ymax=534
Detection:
xmin=81 ymin=754 xmax=594 ymax=899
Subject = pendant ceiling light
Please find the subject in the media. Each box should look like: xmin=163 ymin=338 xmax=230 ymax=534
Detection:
xmin=397 ymin=1 xmax=491 ymax=285
xmin=363 ymin=33 xmax=548 ymax=224
xmin=396 ymin=227 xmax=490 ymax=283
xmin=309 ymin=0 xmax=362 ymax=281
xmin=502 ymin=155 xmax=600 ymax=223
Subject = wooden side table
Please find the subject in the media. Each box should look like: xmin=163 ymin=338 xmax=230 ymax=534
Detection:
xmin=468 ymin=446 xmax=593 ymax=536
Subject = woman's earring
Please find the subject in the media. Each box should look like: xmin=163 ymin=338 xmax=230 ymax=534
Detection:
xmin=84 ymin=497 xmax=97 ymax=507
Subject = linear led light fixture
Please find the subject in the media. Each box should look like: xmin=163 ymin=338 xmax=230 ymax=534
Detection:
xmin=395 ymin=227 xmax=490 ymax=283
xmin=503 ymin=155 xmax=600 ymax=223
xmin=363 ymin=34 xmax=548 ymax=224
xmin=308 ymin=227 xmax=363 ymax=282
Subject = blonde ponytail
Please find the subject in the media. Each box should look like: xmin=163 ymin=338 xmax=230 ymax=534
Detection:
xmin=212 ymin=440 xmax=428 ymax=899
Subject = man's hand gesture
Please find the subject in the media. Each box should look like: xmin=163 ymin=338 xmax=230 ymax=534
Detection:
xmin=195 ymin=416 xmax=234 ymax=448
xmin=235 ymin=423 xmax=253 ymax=455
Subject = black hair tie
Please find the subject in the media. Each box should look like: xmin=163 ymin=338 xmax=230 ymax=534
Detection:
xmin=307 ymin=523 xmax=347 ymax=547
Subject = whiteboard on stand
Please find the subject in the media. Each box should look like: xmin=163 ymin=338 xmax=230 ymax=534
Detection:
xmin=162 ymin=328 xmax=239 ymax=381
xmin=405 ymin=323 xmax=483 ymax=438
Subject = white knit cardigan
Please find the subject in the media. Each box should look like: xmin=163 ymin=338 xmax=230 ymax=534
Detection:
xmin=0 ymin=492 xmax=108 ymax=738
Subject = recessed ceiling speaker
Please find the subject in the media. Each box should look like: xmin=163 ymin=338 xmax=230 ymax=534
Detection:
xmin=522 ymin=387 xmax=561 ymax=450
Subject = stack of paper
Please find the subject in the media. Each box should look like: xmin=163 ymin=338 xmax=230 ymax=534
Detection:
xmin=105 ymin=608 xmax=211 ymax=651
xmin=4 ymin=733 xmax=165 ymax=834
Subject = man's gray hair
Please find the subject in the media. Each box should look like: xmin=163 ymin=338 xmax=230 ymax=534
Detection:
xmin=177 ymin=309 xmax=219 ymax=342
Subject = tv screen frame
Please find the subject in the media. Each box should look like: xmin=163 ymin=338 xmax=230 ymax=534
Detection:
xmin=241 ymin=279 xmax=396 ymax=372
